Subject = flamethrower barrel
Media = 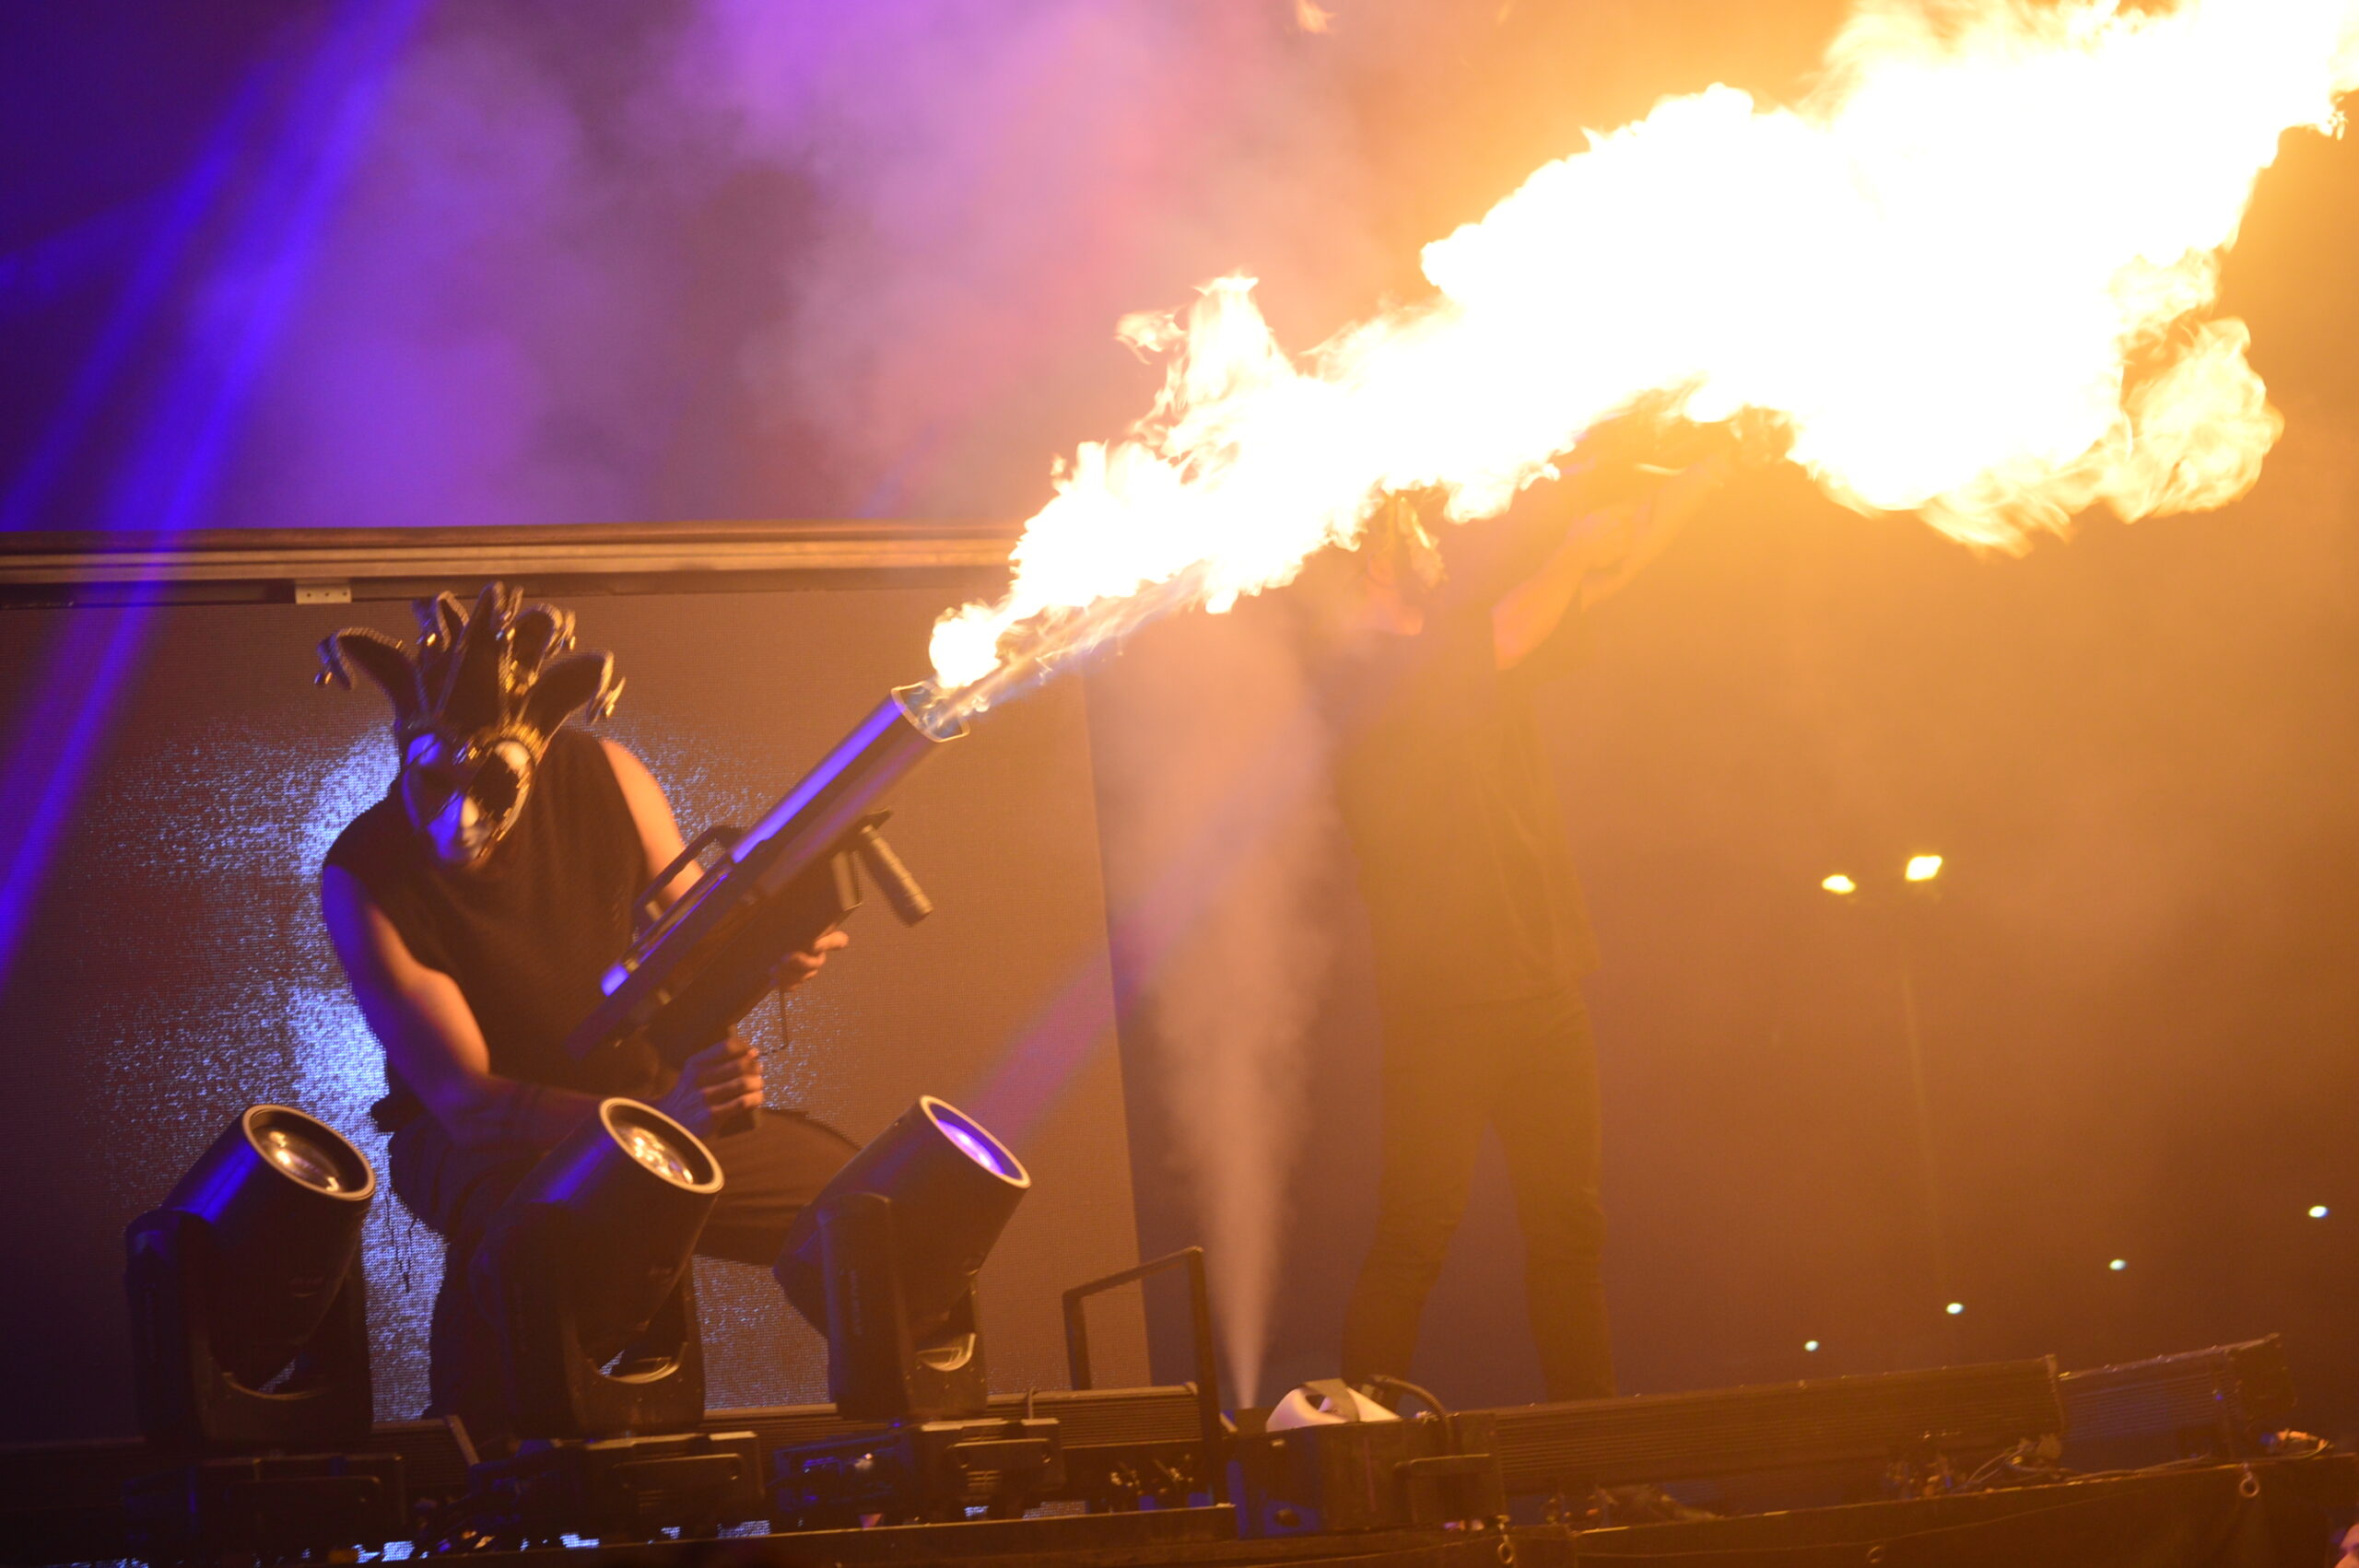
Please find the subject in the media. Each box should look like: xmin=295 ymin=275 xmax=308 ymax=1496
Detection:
xmin=564 ymin=684 xmax=968 ymax=1068
xmin=731 ymin=685 xmax=957 ymax=867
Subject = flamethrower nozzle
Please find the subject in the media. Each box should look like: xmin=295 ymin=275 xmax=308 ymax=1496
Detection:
xmin=899 ymin=660 xmax=1044 ymax=737
xmin=921 ymin=564 xmax=1214 ymax=729
xmin=895 ymin=680 xmax=971 ymax=741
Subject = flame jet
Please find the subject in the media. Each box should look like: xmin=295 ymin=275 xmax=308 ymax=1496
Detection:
xmin=930 ymin=0 xmax=2359 ymax=706
xmin=573 ymin=0 xmax=2359 ymax=1211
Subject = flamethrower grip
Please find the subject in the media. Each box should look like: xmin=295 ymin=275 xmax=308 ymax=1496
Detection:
xmin=851 ymin=821 xmax=933 ymax=926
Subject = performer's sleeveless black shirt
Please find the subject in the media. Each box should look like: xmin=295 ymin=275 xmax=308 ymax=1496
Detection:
xmin=324 ymin=728 xmax=670 ymax=1129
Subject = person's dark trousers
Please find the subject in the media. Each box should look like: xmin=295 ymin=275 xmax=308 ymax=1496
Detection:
xmin=388 ymin=1106 xmax=858 ymax=1444
xmin=1339 ymin=983 xmax=1614 ymax=1403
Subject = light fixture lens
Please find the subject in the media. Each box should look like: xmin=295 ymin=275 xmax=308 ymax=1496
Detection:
xmin=1944 ymin=1301 xmax=1965 ymax=1316
xmin=261 ymin=1127 xmax=349 ymax=1194
xmin=2308 ymin=1204 xmax=2330 ymax=1220
xmin=621 ymin=1124 xmax=697 ymax=1187
xmin=1905 ymin=855 xmax=1944 ymax=883
xmin=941 ymin=1122 xmax=1001 ymax=1172
xmin=1821 ymin=873 xmax=1858 ymax=895
xmin=924 ymin=1099 xmax=1028 ymax=1185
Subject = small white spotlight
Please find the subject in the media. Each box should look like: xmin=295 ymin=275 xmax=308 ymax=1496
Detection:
xmin=1803 ymin=1340 xmax=1821 ymax=1352
xmin=1822 ymin=873 xmax=1858 ymax=895
xmin=1944 ymin=1301 xmax=1964 ymax=1316
xmin=2308 ymin=1204 xmax=2330 ymax=1220
xmin=2107 ymin=1258 xmax=2126 ymax=1271
xmin=1905 ymin=854 xmax=1944 ymax=883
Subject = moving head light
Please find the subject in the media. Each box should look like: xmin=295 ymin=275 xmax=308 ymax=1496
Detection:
xmin=776 ymin=1096 xmax=1029 ymax=1422
xmin=472 ymin=1098 xmax=722 ymax=1440
xmin=125 ymin=1105 xmax=377 ymax=1447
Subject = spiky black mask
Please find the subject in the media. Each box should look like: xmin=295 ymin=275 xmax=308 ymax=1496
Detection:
xmin=316 ymin=583 xmax=622 ymax=868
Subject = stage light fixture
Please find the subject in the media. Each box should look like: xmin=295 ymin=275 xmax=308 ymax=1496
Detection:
xmin=1803 ymin=1340 xmax=1821 ymax=1352
xmin=471 ymin=1098 xmax=722 ymax=1440
xmin=2307 ymin=1204 xmax=2330 ymax=1219
xmin=1821 ymin=873 xmax=1858 ymax=895
xmin=775 ymin=1095 xmax=1031 ymax=1422
xmin=1905 ymin=854 xmax=1944 ymax=883
xmin=125 ymin=1105 xmax=377 ymax=1446
xmin=2108 ymin=1258 xmax=2127 ymax=1272
xmin=1944 ymin=1301 xmax=1966 ymax=1316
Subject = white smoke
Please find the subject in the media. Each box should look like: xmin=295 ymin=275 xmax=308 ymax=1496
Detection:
xmin=1089 ymin=605 xmax=1336 ymax=1404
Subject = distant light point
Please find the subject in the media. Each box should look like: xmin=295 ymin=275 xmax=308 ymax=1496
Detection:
xmin=1944 ymin=1301 xmax=1965 ymax=1316
xmin=1822 ymin=873 xmax=1858 ymax=895
xmin=1803 ymin=1340 xmax=1820 ymax=1352
xmin=2309 ymin=1204 xmax=2330 ymax=1220
xmin=1905 ymin=854 xmax=1944 ymax=883
xmin=2107 ymin=1258 xmax=2127 ymax=1271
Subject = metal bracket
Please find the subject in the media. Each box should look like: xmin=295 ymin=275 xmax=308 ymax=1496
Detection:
xmin=1062 ymin=1247 xmax=1227 ymax=1504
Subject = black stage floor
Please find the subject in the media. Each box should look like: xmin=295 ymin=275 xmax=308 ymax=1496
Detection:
xmin=1 ymin=1455 xmax=2343 ymax=1568
xmin=392 ymin=1457 xmax=2358 ymax=1567
xmin=4 ymin=1360 xmax=2349 ymax=1568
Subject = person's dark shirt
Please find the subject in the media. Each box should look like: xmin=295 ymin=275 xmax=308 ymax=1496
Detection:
xmin=1324 ymin=597 xmax=1600 ymax=1013
xmin=324 ymin=727 xmax=670 ymax=1129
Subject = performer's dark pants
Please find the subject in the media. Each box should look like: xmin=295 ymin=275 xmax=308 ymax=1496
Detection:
xmin=1340 ymin=984 xmax=1614 ymax=1403
xmin=389 ymin=1107 xmax=857 ymax=1441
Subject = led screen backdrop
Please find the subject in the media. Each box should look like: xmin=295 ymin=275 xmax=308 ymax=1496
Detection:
xmin=0 ymin=584 xmax=1145 ymax=1442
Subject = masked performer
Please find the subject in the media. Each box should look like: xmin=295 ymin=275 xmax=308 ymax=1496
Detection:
xmin=1324 ymin=455 xmax=1724 ymax=1403
xmin=316 ymin=584 xmax=855 ymax=1441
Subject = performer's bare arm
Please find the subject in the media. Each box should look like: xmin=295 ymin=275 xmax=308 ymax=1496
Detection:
xmin=322 ymin=869 xmax=608 ymax=1148
xmin=1491 ymin=454 xmax=1729 ymax=671
xmin=602 ymin=738 xmax=701 ymax=909
xmin=322 ymin=740 xmax=842 ymax=1148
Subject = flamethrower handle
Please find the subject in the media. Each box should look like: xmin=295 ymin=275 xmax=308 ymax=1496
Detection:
xmin=852 ymin=823 xmax=933 ymax=926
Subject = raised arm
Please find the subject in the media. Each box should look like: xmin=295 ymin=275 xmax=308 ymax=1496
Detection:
xmin=321 ymin=865 xmax=603 ymax=1149
xmin=1572 ymin=454 xmax=1728 ymax=612
xmin=1491 ymin=454 xmax=1729 ymax=671
xmin=1490 ymin=500 xmax=1632 ymax=673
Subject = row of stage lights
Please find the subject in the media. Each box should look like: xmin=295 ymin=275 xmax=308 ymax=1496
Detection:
xmin=125 ymin=1094 xmax=1035 ymax=1542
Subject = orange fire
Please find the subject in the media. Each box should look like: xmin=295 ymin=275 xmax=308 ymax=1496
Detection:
xmin=929 ymin=0 xmax=2359 ymax=698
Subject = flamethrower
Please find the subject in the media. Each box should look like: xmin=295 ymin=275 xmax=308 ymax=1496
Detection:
xmin=561 ymin=647 xmax=1077 ymax=1088
xmin=566 ymin=688 xmax=945 ymax=1080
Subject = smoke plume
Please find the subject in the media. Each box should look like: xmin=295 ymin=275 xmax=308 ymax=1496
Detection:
xmin=1088 ymin=604 xmax=1337 ymax=1405
xmin=152 ymin=0 xmax=1416 ymax=533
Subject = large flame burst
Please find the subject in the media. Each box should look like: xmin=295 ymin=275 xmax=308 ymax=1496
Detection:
xmin=931 ymin=0 xmax=2359 ymax=697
